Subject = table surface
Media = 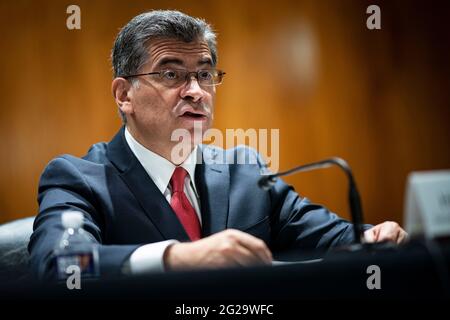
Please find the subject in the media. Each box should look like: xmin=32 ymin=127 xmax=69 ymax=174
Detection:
xmin=1 ymin=238 xmax=449 ymax=300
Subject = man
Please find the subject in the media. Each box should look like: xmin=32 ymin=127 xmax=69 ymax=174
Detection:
xmin=28 ymin=10 xmax=407 ymax=279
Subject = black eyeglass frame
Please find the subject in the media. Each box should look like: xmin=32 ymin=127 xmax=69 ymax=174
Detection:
xmin=121 ymin=69 xmax=226 ymax=87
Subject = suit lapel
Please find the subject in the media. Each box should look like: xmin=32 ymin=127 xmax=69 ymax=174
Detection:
xmin=106 ymin=127 xmax=190 ymax=241
xmin=196 ymin=145 xmax=230 ymax=237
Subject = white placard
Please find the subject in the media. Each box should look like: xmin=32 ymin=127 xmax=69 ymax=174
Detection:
xmin=404 ymin=170 xmax=450 ymax=238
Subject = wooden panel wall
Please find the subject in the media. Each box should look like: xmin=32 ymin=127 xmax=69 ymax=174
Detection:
xmin=0 ymin=0 xmax=449 ymax=225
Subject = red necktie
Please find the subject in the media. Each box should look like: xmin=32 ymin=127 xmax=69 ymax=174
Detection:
xmin=170 ymin=167 xmax=201 ymax=241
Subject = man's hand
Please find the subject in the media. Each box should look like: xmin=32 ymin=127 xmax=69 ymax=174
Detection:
xmin=364 ymin=221 xmax=408 ymax=244
xmin=164 ymin=229 xmax=273 ymax=271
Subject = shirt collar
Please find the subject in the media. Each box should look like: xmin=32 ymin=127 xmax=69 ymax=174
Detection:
xmin=124 ymin=127 xmax=198 ymax=195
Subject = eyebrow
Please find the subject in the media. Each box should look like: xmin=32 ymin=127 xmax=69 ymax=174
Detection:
xmin=198 ymin=58 xmax=213 ymax=67
xmin=156 ymin=57 xmax=213 ymax=68
xmin=156 ymin=57 xmax=184 ymax=68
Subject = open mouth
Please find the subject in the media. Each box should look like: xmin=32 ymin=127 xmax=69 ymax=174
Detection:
xmin=180 ymin=111 xmax=207 ymax=120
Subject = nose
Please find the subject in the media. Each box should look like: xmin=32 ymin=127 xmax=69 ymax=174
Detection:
xmin=180 ymin=75 xmax=205 ymax=103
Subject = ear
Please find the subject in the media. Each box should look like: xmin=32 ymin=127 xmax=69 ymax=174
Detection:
xmin=112 ymin=77 xmax=134 ymax=117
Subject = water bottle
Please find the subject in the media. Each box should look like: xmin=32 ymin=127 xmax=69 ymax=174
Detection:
xmin=54 ymin=210 xmax=99 ymax=280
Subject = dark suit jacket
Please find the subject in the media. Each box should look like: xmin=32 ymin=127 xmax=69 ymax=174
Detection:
xmin=29 ymin=127 xmax=360 ymax=279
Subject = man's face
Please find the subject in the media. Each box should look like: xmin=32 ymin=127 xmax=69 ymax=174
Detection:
xmin=126 ymin=38 xmax=215 ymax=149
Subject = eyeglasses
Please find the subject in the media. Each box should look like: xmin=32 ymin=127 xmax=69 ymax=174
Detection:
xmin=122 ymin=69 xmax=226 ymax=88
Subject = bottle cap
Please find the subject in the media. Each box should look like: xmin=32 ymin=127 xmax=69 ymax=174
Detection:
xmin=61 ymin=210 xmax=84 ymax=229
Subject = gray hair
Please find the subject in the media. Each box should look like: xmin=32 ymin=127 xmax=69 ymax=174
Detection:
xmin=112 ymin=10 xmax=217 ymax=77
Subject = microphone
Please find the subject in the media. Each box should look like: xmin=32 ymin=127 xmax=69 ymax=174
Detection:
xmin=258 ymin=157 xmax=365 ymax=245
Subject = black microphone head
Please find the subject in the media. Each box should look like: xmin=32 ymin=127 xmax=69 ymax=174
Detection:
xmin=258 ymin=176 xmax=277 ymax=190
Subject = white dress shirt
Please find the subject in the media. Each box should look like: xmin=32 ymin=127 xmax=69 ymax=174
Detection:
xmin=124 ymin=127 xmax=201 ymax=274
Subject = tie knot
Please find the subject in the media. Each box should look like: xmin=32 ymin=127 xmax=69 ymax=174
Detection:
xmin=170 ymin=167 xmax=188 ymax=193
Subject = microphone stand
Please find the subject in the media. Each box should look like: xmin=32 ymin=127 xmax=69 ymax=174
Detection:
xmin=258 ymin=157 xmax=365 ymax=247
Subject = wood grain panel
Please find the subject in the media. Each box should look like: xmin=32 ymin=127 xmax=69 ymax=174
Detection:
xmin=0 ymin=0 xmax=449 ymax=226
